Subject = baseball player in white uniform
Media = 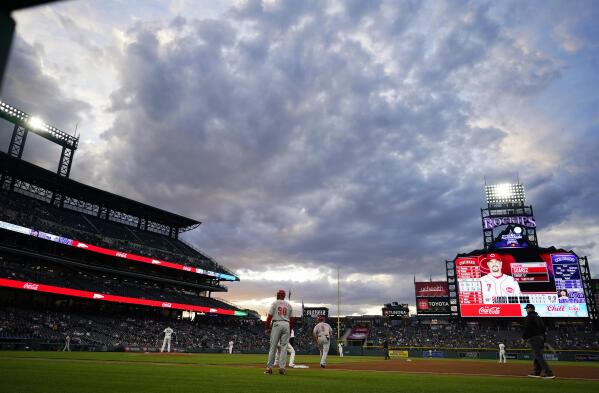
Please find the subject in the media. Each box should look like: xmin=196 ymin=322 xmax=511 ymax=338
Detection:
xmin=63 ymin=334 xmax=71 ymax=352
xmin=265 ymin=289 xmax=294 ymax=375
xmin=275 ymin=329 xmax=296 ymax=368
xmin=161 ymin=327 xmax=174 ymax=353
xmin=480 ymin=254 xmax=521 ymax=304
xmin=313 ymin=315 xmax=333 ymax=368
xmin=338 ymin=341 xmax=344 ymax=357
xmin=228 ymin=340 xmax=234 ymax=354
xmin=498 ymin=342 xmax=507 ymax=363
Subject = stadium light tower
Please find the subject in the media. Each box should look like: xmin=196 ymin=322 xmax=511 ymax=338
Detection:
xmin=481 ymin=181 xmax=537 ymax=249
xmin=0 ymin=99 xmax=78 ymax=178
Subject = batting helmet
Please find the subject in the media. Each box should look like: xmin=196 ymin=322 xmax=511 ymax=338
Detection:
xmin=276 ymin=289 xmax=286 ymax=299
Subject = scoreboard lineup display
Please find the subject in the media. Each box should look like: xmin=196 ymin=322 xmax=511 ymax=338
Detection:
xmin=456 ymin=251 xmax=588 ymax=317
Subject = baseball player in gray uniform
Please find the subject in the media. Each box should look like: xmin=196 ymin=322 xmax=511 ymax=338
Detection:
xmin=265 ymin=289 xmax=294 ymax=375
xmin=313 ymin=315 xmax=333 ymax=368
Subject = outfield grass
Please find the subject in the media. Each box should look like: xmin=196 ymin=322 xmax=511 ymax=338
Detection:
xmin=0 ymin=352 xmax=597 ymax=393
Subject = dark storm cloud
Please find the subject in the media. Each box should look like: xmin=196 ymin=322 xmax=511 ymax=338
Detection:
xmin=86 ymin=1 xmax=571 ymax=281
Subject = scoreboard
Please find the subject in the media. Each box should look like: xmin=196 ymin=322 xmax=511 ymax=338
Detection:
xmin=455 ymin=250 xmax=588 ymax=317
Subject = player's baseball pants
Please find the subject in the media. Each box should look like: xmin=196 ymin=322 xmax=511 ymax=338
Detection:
xmin=499 ymin=351 xmax=506 ymax=363
xmin=161 ymin=337 xmax=171 ymax=352
xmin=318 ymin=336 xmax=330 ymax=366
xmin=275 ymin=343 xmax=296 ymax=366
xmin=267 ymin=321 xmax=290 ymax=369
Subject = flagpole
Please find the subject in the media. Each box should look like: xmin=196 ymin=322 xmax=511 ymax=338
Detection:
xmin=337 ymin=266 xmax=340 ymax=345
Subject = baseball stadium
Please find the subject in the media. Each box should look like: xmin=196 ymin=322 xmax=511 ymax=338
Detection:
xmin=1 ymin=1 xmax=599 ymax=393
xmin=0 ymin=97 xmax=598 ymax=391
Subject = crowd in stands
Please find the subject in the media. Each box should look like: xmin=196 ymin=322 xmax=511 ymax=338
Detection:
xmin=2 ymin=303 xmax=597 ymax=352
xmin=0 ymin=255 xmax=232 ymax=310
xmin=369 ymin=320 xmax=599 ymax=350
xmin=0 ymin=190 xmax=232 ymax=276
xmin=0 ymin=307 xmax=326 ymax=353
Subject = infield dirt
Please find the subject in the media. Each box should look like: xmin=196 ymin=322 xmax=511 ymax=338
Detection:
xmin=329 ymin=359 xmax=599 ymax=380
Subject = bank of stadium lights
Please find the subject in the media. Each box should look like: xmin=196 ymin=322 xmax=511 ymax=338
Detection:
xmin=485 ymin=183 xmax=525 ymax=204
xmin=0 ymin=100 xmax=57 ymax=134
xmin=27 ymin=116 xmax=44 ymax=130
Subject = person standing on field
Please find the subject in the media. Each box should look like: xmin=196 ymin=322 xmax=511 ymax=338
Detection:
xmin=62 ymin=334 xmax=71 ymax=352
xmin=265 ymin=289 xmax=294 ymax=375
xmin=313 ymin=315 xmax=333 ymax=368
xmin=498 ymin=342 xmax=507 ymax=363
xmin=383 ymin=338 xmax=390 ymax=360
xmin=228 ymin=340 xmax=234 ymax=354
xmin=522 ymin=304 xmax=554 ymax=379
xmin=161 ymin=327 xmax=174 ymax=353
xmin=338 ymin=341 xmax=344 ymax=357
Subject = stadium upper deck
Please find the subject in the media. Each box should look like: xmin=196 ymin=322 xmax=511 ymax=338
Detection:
xmin=0 ymin=104 xmax=244 ymax=316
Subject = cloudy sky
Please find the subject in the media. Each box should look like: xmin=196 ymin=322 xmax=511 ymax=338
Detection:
xmin=1 ymin=0 xmax=598 ymax=317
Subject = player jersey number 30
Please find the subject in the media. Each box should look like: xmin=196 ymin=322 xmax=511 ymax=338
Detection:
xmin=277 ymin=306 xmax=288 ymax=316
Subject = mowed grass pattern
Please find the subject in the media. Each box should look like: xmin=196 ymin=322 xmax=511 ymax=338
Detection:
xmin=0 ymin=352 xmax=597 ymax=393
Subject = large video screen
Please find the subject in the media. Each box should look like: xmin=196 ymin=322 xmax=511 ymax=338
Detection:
xmin=456 ymin=251 xmax=588 ymax=317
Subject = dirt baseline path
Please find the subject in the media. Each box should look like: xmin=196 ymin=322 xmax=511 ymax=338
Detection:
xmin=329 ymin=359 xmax=599 ymax=380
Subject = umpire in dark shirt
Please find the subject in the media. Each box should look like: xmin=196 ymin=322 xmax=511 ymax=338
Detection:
xmin=383 ymin=338 xmax=390 ymax=360
xmin=522 ymin=304 xmax=555 ymax=379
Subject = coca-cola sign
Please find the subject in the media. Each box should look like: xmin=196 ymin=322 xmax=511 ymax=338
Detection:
xmin=478 ymin=306 xmax=501 ymax=315
xmin=23 ymin=283 xmax=39 ymax=291
xmin=460 ymin=304 xmax=522 ymax=317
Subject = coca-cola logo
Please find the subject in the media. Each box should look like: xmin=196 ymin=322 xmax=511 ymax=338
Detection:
xmin=547 ymin=305 xmax=565 ymax=312
xmin=23 ymin=283 xmax=39 ymax=290
xmin=183 ymin=266 xmax=192 ymax=271
xmin=568 ymin=305 xmax=580 ymax=311
xmin=116 ymin=252 xmax=127 ymax=258
xmin=162 ymin=303 xmax=172 ymax=308
xmin=478 ymin=306 xmax=501 ymax=315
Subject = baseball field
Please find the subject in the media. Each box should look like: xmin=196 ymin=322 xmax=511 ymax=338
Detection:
xmin=0 ymin=352 xmax=598 ymax=393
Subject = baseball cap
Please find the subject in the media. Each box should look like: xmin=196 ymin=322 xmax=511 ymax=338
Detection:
xmin=481 ymin=253 xmax=502 ymax=264
xmin=525 ymin=304 xmax=535 ymax=310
